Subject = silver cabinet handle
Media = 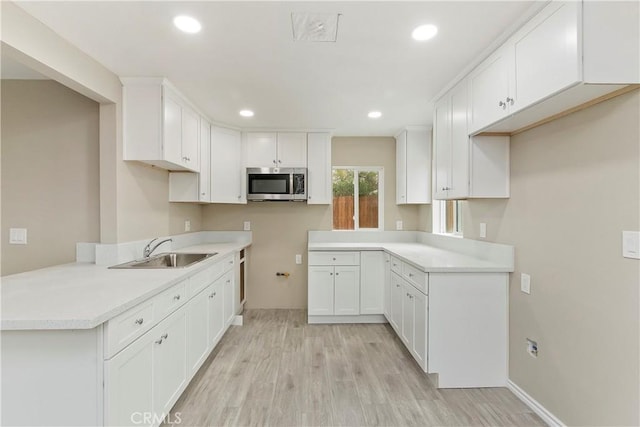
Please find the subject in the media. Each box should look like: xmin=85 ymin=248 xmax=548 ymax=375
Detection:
xmin=506 ymin=97 xmax=514 ymax=105
xmin=499 ymin=100 xmax=506 ymax=108
xmin=155 ymin=338 xmax=163 ymax=344
xmin=396 ymin=284 xmax=400 ymax=288
xmin=330 ymin=272 xmax=333 ymax=276
xmin=209 ymin=292 xmax=216 ymax=298
xmin=332 ymin=257 xmax=336 ymax=261
xmin=336 ymin=272 xmax=339 ymax=276
xmin=155 ymin=333 xmax=169 ymax=344
xmin=278 ymin=160 xmax=282 ymax=164
xmin=135 ymin=318 xmax=144 ymax=325
xmin=173 ymin=295 xmax=181 ymax=300
xmin=273 ymin=160 xmax=277 ymax=164
xmin=226 ymin=280 xmax=231 ymax=284
xmin=201 ymin=192 xmax=206 ymax=196
xmin=409 ymin=273 xmax=414 ymax=278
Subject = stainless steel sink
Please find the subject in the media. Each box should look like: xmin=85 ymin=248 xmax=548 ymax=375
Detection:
xmin=109 ymin=252 xmax=217 ymax=269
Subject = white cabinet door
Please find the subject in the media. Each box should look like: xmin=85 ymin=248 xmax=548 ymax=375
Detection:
xmin=186 ymin=289 xmax=210 ymax=376
xmin=198 ymin=118 xmax=211 ymax=202
xmin=412 ymin=289 xmax=427 ymax=370
xmin=360 ymin=251 xmax=384 ymax=315
xmin=401 ymin=282 xmax=414 ymax=347
xmin=395 ymin=130 xmax=407 ymax=204
xmin=153 ymin=310 xmax=187 ymax=418
xmin=308 ymin=266 xmax=335 ymax=315
xmin=277 ymin=132 xmax=307 ymax=167
xmin=405 ymin=128 xmax=432 ymax=204
xmin=433 ymin=96 xmax=451 ymax=200
xmin=448 ymin=80 xmax=470 ymax=200
xmin=513 ymin=1 xmax=580 ymax=112
xmin=468 ymin=45 xmax=514 ymax=134
xmin=389 ymin=272 xmax=403 ymax=333
xmin=334 ymin=266 xmax=360 ymax=315
xmin=181 ymin=107 xmax=200 ymax=171
xmin=163 ymin=92 xmax=183 ymax=167
xmin=383 ymin=253 xmax=391 ymax=321
xmin=307 ymin=132 xmax=332 ymax=204
xmin=208 ymin=280 xmax=225 ymax=346
xmin=245 ymin=132 xmax=277 ymax=167
xmin=222 ymin=270 xmax=235 ymax=326
xmin=211 ymin=127 xmax=244 ymax=203
xmin=105 ymin=329 xmax=154 ymax=427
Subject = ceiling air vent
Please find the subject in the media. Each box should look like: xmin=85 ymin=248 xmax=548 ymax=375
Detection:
xmin=291 ymin=13 xmax=340 ymax=42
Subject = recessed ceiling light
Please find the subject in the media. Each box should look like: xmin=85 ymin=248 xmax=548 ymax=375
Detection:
xmin=412 ymin=24 xmax=438 ymax=41
xmin=239 ymin=110 xmax=254 ymax=118
xmin=173 ymin=15 xmax=202 ymax=34
xmin=368 ymin=111 xmax=382 ymax=119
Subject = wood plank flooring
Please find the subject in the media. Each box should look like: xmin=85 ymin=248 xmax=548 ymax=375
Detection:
xmin=165 ymin=310 xmax=545 ymax=427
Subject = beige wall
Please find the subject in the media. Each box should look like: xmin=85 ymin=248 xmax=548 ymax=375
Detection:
xmin=462 ymin=90 xmax=640 ymax=425
xmin=202 ymin=136 xmax=425 ymax=309
xmin=1 ymin=80 xmax=100 ymax=275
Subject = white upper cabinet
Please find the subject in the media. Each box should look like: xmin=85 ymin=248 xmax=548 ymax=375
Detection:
xmin=466 ymin=0 xmax=638 ymax=134
xmin=396 ymin=127 xmax=431 ymax=204
xmin=168 ymin=117 xmax=211 ymax=203
xmin=433 ymin=79 xmax=510 ymax=200
xmin=468 ymin=45 xmax=515 ymax=134
xmin=211 ymin=127 xmax=245 ymax=204
xmin=122 ymin=78 xmax=201 ymax=172
xmin=307 ymin=132 xmax=332 ymax=205
xmin=245 ymin=132 xmax=307 ymax=168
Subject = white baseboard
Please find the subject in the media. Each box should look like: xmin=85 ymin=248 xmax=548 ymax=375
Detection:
xmin=507 ymin=379 xmax=565 ymax=427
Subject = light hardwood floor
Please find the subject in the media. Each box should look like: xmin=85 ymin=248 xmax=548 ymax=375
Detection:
xmin=166 ymin=309 xmax=545 ymax=427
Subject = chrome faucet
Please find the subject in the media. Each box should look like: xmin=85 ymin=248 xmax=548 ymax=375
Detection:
xmin=143 ymin=237 xmax=173 ymax=258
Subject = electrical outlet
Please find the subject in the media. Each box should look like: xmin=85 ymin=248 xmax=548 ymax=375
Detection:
xmin=9 ymin=228 xmax=27 ymax=244
xmin=243 ymin=221 xmax=251 ymax=231
xmin=622 ymin=231 xmax=640 ymax=259
xmin=396 ymin=220 xmax=403 ymax=231
xmin=295 ymin=254 xmax=302 ymax=265
xmin=526 ymin=338 xmax=538 ymax=358
xmin=184 ymin=220 xmax=191 ymax=232
xmin=479 ymin=223 xmax=487 ymax=238
xmin=521 ymin=273 xmax=531 ymax=294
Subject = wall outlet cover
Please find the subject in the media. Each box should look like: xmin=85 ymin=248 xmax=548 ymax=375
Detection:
xmin=295 ymin=254 xmax=302 ymax=265
xmin=243 ymin=221 xmax=251 ymax=231
xmin=396 ymin=220 xmax=403 ymax=231
xmin=480 ymin=223 xmax=487 ymax=238
xmin=9 ymin=228 xmax=27 ymax=245
xmin=184 ymin=220 xmax=191 ymax=232
xmin=622 ymin=231 xmax=640 ymax=259
xmin=521 ymin=273 xmax=531 ymax=294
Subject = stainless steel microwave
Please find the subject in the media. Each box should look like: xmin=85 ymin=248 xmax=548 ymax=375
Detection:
xmin=246 ymin=167 xmax=307 ymax=201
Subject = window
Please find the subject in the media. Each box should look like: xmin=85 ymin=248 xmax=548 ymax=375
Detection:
xmin=432 ymin=199 xmax=462 ymax=235
xmin=332 ymin=167 xmax=383 ymax=230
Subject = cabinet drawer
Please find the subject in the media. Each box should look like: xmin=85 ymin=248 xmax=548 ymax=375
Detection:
xmin=221 ymin=255 xmax=235 ymax=272
xmin=188 ymin=262 xmax=224 ymax=297
xmin=308 ymin=251 xmax=360 ymax=266
xmin=402 ymin=263 xmax=428 ymax=294
xmin=390 ymin=256 xmax=402 ymax=275
xmin=106 ymin=300 xmax=154 ymax=357
xmin=155 ymin=280 xmax=187 ymax=321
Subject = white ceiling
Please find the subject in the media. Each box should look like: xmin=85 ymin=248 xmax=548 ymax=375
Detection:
xmin=14 ymin=1 xmax=535 ymax=136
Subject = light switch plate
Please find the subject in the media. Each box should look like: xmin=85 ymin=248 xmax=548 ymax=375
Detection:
xmin=622 ymin=231 xmax=640 ymax=259
xmin=9 ymin=228 xmax=27 ymax=244
xmin=295 ymin=254 xmax=302 ymax=265
xmin=480 ymin=223 xmax=487 ymax=238
xmin=396 ymin=220 xmax=403 ymax=231
xmin=244 ymin=221 xmax=251 ymax=231
xmin=184 ymin=220 xmax=191 ymax=232
xmin=521 ymin=273 xmax=531 ymax=294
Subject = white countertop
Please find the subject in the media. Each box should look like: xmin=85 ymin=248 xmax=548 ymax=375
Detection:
xmin=308 ymin=242 xmax=513 ymax=273
xmin=1 ymin=242 xmax=248 ymax=331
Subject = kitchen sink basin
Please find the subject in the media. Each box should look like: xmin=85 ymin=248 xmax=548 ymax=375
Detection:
xmin=109 ymin=252 xmax=217 ymax=269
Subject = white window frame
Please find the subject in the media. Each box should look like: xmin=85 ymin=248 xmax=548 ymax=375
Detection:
xmin=432 ymin=199 xmax=463 ymax=237
xmin=332 ymin=166 xmax=384 ymax=231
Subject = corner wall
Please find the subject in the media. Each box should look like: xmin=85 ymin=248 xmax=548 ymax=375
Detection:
xmin=462 ymin=90 xmax=640 ymax=425
xmin=1 ymin=80 xmax=100 ymax=275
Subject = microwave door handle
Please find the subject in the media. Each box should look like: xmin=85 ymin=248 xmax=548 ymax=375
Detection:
xmin=290 ymin=173 xmax=294 ymax=196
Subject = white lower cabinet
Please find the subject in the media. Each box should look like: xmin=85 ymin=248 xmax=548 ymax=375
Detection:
xmin=389 ymin=272 xmax=404 ymax=333
xmin=360 ymin=251 xmax=385 ymax=315
xmin=308 ymin=266 xmax=335 ymax=315
xmin=382 ymin=253 xmax=391 ymax=319
xmin=334 ymin=266 xmax=360 ymax=315
xmin=105 ymin=253 xmax=239 ymax=427
xmin=153 ymin=311 xmax=187 ymax=418
xmin=186 ymin=288 xmax=210 ymax=376
xmin=105 ymin=329 xmax=154 ymax=426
